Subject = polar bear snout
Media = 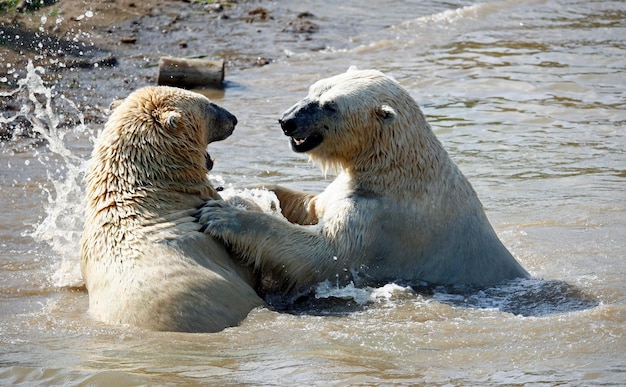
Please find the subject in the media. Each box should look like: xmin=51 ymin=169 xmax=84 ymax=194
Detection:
xmin=207 ymin=103 xmax=238 ymax=143
xmin=279 ymin=98 xmax=308 ymax=136
xmin=214 ymin=103 xmax=238 ymax=128
xmin=279 ymin=97 xmax=327 ymax=135
xmin=279 ymin=98 xmax=327 ymax=153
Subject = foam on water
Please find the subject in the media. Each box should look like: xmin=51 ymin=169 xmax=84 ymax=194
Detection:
xmin=219 ymin=186 xmax=283 ymax=216
xmin=315 ymin=281 xmax=416 ymax=305
xmin=432 ymin=278 xmax=599 ymax=317
xmin=310 ymin=277 xmax=598 ymax=317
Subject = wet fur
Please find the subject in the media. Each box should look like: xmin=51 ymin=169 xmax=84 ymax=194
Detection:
xmin=80 ymin=86 xmax=263 ymax=332
xmin=198 ymin=69 xmax=529 ymax=293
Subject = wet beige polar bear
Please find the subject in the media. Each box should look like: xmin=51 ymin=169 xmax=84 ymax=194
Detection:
xmin=80 ymin=86 xmax=263 ymax=332
xmin=198 ymin=68 xmax=529 ymax=291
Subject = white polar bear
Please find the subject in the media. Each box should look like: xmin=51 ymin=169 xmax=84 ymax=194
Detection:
xmin=197 ymin=69 xmax=529 ymax=292
xmin=80 ymin=86 xmax=263 ymax=332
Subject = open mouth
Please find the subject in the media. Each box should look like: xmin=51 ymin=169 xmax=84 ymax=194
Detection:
xmin=290 ymin=134 xmax=323 ymax=153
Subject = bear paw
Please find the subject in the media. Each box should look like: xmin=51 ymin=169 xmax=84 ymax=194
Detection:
xmin=196 ymin=200 xmax=243 ymax=238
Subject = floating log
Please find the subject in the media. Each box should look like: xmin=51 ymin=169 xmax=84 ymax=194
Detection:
xmin=157 ymin=57 xmax=225 ymax=89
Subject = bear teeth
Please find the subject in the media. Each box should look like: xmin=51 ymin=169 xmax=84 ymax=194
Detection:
xmin=293 ymin=137 xmax=306 ymax=146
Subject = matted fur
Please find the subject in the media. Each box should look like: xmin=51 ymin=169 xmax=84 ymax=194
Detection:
xmin=197 ymin=69 xmax=529 ymax=292
xmin=80 ymin=86 xmax=263 ymax=332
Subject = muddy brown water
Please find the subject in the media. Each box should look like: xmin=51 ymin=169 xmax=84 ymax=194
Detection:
xmin=1 ymin=0 xmax=625 ymax=385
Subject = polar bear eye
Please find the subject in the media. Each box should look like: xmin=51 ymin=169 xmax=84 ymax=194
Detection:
xmin=322 ymin=101 xmax=338 ymax=113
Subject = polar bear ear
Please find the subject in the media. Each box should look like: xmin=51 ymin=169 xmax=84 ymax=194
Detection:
xmin=153 ymin=108 xmax=181 ymax=131
xmin=109 ymin=99 xmax=124 ymax=111
xmin=347 ymin=66 xmax=358 ymax=72
xmin=376 ymin=104 xmax=396 ymax=123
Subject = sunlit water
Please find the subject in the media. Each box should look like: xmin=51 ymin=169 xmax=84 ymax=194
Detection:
xmin=1 ymin=0 xmax=625 ymax=385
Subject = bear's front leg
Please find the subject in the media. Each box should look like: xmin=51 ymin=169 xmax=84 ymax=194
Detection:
xmin=196 ymin=199 xmax=329 ymax=288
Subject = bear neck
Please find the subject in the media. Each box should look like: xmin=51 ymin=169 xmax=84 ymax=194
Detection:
xmin=85 ymin=144 xmax=220 ymax=225
xmin=344 ymin=121 xmax=468 ymax=200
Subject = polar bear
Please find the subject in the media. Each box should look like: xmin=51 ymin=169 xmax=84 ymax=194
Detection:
xmin=197 ymin=68 xmax=529 ymax=293
xmin=80 ymin=86 xmax=263 ymax=332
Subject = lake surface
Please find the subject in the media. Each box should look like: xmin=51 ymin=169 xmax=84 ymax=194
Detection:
xmin=1 ymin=0 xmax=625 ymax=385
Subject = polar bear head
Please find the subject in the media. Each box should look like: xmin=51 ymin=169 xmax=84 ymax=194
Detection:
xmin=89 ymin=86 xmax=237 ymax=200
xmin=107 ymin=86 xmax=237 ymax=151
xmin=278 ymin=68 xmax=429 ymax=172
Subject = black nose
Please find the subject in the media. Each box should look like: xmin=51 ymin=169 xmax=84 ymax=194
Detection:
xmin=227 ymin=110 xmax=237 ymax=127
xmin=279 ymin=117 xmax=297 ymax=136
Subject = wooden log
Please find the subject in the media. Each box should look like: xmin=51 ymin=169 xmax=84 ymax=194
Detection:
xmin=157 ymin=57 xmax=225 ymax=88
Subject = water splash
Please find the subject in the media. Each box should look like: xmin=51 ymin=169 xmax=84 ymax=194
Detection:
xmin=220 ymin=187 xmax=282 ymax=215
xmin=315 ymin=281 xmax=415 ymax=305
xmin=1 ymin=61 xmax=93 ymax=288
xmin=305 ymin=277 xmax=598 ymax=317
xmin=1 ymin=63 xmax=285 ymax=289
